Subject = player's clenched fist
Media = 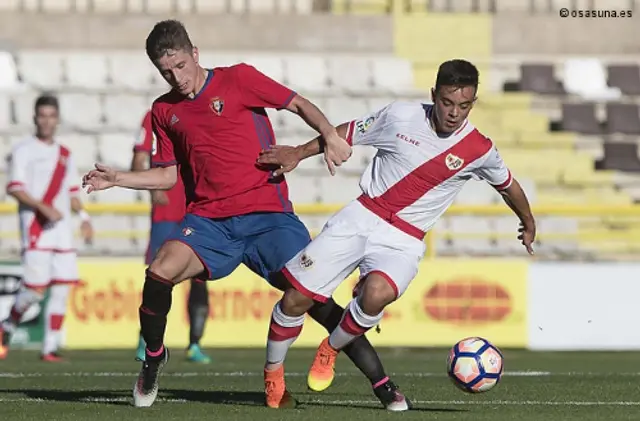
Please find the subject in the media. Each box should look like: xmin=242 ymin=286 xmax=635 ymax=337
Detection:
xmin=82 ymin=163 xmax=117 ymax=193
xmin=323 ymin=131 xmax=352 ymax=176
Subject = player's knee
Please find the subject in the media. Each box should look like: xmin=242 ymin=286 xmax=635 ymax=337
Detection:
xmin=359 ymin=274 xmax=397 ymax=315
xmin=281 ymin=288 xmax=314 ymax=317
xmin=149 ymin=242 xmax=191 ymax=283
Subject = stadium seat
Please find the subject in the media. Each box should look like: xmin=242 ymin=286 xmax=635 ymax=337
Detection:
xmin=280 ymin=96 xmax=326 ymax=135
xmin=0 ymin=0 xmax=19 ymax=11
xmin=41 ymin=0 xmax=73 ymax=12
xmin=58 ymin=93 xmax=103 ymax=131
xmin=595 ymin=142 xmax=640 ymax=172
xmin=518 ymin=64 xmax=564 ymax=95
xmin=103 ymin=94 xmax=148 ymax=131
xmin=318 ymin=171 xmax=363 ymax=203
xmin=371 ymin=58 xmax=416 ymax=95
xmin=325 ymin=97 xmax=369 ymax=125
xmin=109 ymin=52 xmax=157 ymax=92
xmin=0 ymin=137 xmax=9 ymax=172
xmin=563 ymin=58 xmax=622 ymax=100
xmin=536 ymin=216 xmax=579 ymax=256
xmin=285 ymin=55 xmax=329 ymax=94
xmin=89 ymin=215 xmax=136 ymax=255
xmin=447 ymin=216 xmax=494 ymax=255
xmin=91 ymin=0 xmax=126 ymax=12
xmin=0 ymin=214 xmax=21 ymax=255
xmin=0 ymin=51 xmax=21 ymax=91
xmin=65 ymin=52 xmax=109 ymax=90
xmin=60 ymin=133 xmax=99 ymax=171
xmin=98 ymin=133 xmax=135 ymax=169
xmin=93 ymin=188 xmax=139 ymax=204
xmin=607 ymin=64 xmax=640 ymax=96
xmin=248 ymin=0 xmax=277 ymax=13
xmin=240 ymin=54 xmax=285 ymax=84
xmin=454 ymin=180 xmax=499 ymax=205
xmin=327 ymin=55 xmax=373 ymax=95
xmin=194 ymin=0 xmax=228 ymax=13
xmin=144 ymin=0 xmax=173 ymax=13
xmin=493 ymin=214 xmax=524 ymax=255
xmin=284 ymin=172 xmax=322 ymax=203
xmin=198 ymin=51 xmax=242 ymax=70
xmin=17 ymin=51 xmax=65 ymax=90
xmin=0 ymin=95 xmax=11 ymax=131
xmin=132 ymin=214 xmax=151 ymax=255
xmin=11 ymin=91 xmax=40 ymax=130
xmin=560 ymin=103 xmax=603 ymax=135
xmin=605 ymin=103 xmax=640 ymax=135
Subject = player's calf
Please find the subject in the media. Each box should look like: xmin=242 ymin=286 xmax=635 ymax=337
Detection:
xmin=264 ymin=299 xmax=305 ymax=408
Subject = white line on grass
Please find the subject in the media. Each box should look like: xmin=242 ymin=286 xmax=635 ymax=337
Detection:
xmin=0 ymin=370 xmax=552 ymax=378
xmin=0 ymin=397 xmax=639 ymax=406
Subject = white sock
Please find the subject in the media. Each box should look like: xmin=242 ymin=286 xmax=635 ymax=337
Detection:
xmin=265 ymin=301 xmax=305 ymax=366
xmin=42 ymin=284 xmax=70 ymax=355
xmin=328 ymin=299 xmax=383 ymax=350
xmin=3 ymin=287 xmax=44 ymax=333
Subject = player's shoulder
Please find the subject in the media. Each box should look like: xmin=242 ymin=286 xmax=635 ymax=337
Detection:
xmin=384 ymin=100 xmax=430 ymax=120
xmin=152 ymin=91 xmax=182 ymax=115
xmin=11 ymin=136 xmax=38 ymax=153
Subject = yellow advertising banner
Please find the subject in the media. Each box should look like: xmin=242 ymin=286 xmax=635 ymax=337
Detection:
xmin=65 ymin=258 xmax=527 ymax=349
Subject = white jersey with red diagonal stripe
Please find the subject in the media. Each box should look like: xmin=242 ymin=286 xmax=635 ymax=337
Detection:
xmin=344 ymin=101 xmax=512 ymax=236
xmin=281 ymin=101 xmax=515 ymax=303
xmin=6 ymin=137 xmax=80 ymax=251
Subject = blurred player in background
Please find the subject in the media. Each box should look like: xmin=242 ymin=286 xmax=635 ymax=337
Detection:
xmin=257 ymin=59 xmax=537 ymax=407
xmin=83 ymin=19 xmax=407 ymax=410
xmin=0 ymin=94 xmax=93 ymax=361
xmin=131 ymin=110 xmax=211 ymax=364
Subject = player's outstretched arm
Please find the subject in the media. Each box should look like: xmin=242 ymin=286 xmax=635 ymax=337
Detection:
xmin=82 ymin=163 xmax=177 ymax=193
xmin=286 ymin=96 xmax=351 ymax=175
xmin=499 ymin=179 xmax=536 ymax=255
xmin=257 ymin=123 xmax=349 ymax=177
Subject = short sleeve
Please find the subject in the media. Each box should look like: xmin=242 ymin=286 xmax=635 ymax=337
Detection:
xmin=474 ymin=145 xmax=513 ymax=190
xmin=65 ymin=150 xmax=81 ymax=196
xmin=133 ymin=111 xmax=153 ymax=154
xmin=235 ymin=63 xmax=297 ymax=109
xmin=6 ymin=145 xmax=29 ymax=193
xmin=150 ymin=105 xmax=177 ymax=168
xmin=344 ymin=103 xmax=397 ymax=152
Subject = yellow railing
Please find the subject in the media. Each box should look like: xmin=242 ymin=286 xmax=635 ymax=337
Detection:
xmin=1 ymin=202 xmax=639 ymax=259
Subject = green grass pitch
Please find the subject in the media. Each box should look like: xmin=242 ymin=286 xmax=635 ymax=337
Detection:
xmin=1 ymin=348 xmax=639 ymax=420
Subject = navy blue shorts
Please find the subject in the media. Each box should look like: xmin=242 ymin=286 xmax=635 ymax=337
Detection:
xmin=166 ymin=212 xmax=312 ymax=284
xmin=146 ymin=221 xmax=181 ymax=265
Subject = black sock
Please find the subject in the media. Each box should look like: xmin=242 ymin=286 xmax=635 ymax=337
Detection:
xmin=308 ymin=298 xmax=387 ymax=386
xmin=139 ymin=269 xmax=173 ymax=359
xmin=188 ymin=279 xmax=209 ymax=346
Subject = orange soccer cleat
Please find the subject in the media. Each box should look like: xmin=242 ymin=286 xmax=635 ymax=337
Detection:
xmin=307 ymin=337 xmax=339 ymax=392
xmin=264 ymin=365 xmax=296 ymax=409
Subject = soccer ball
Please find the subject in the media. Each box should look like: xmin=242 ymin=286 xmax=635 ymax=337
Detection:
xmin=447 ymin=337 xmax=504 ymax=393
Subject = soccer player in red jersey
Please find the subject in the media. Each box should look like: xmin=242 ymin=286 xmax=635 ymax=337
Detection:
xmin=131 ymin=110 xmax=211 ymax=364
xmin=83 ymin=20 xmax=405 ymax=409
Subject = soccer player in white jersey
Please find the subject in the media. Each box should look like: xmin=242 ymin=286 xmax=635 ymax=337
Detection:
xmin=0 ymin=94 xmax=93 ymax=361
xmin=256 ymin=59 xmax=537 ymax=408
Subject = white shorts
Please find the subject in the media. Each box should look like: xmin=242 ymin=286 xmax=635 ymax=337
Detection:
xmin=22 ymin=250 xmax=80 ymax=288
xmin=283 ymin=200 xmax=426 ymax=303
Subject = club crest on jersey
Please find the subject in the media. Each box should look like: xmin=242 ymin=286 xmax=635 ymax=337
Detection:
xmin=445 ymin=153 xmax=464 ymax=170
xmin=210 ymin=97 xmax=224 ymax=116
xmin=299 ymin=253 xmax=314 ymax=270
